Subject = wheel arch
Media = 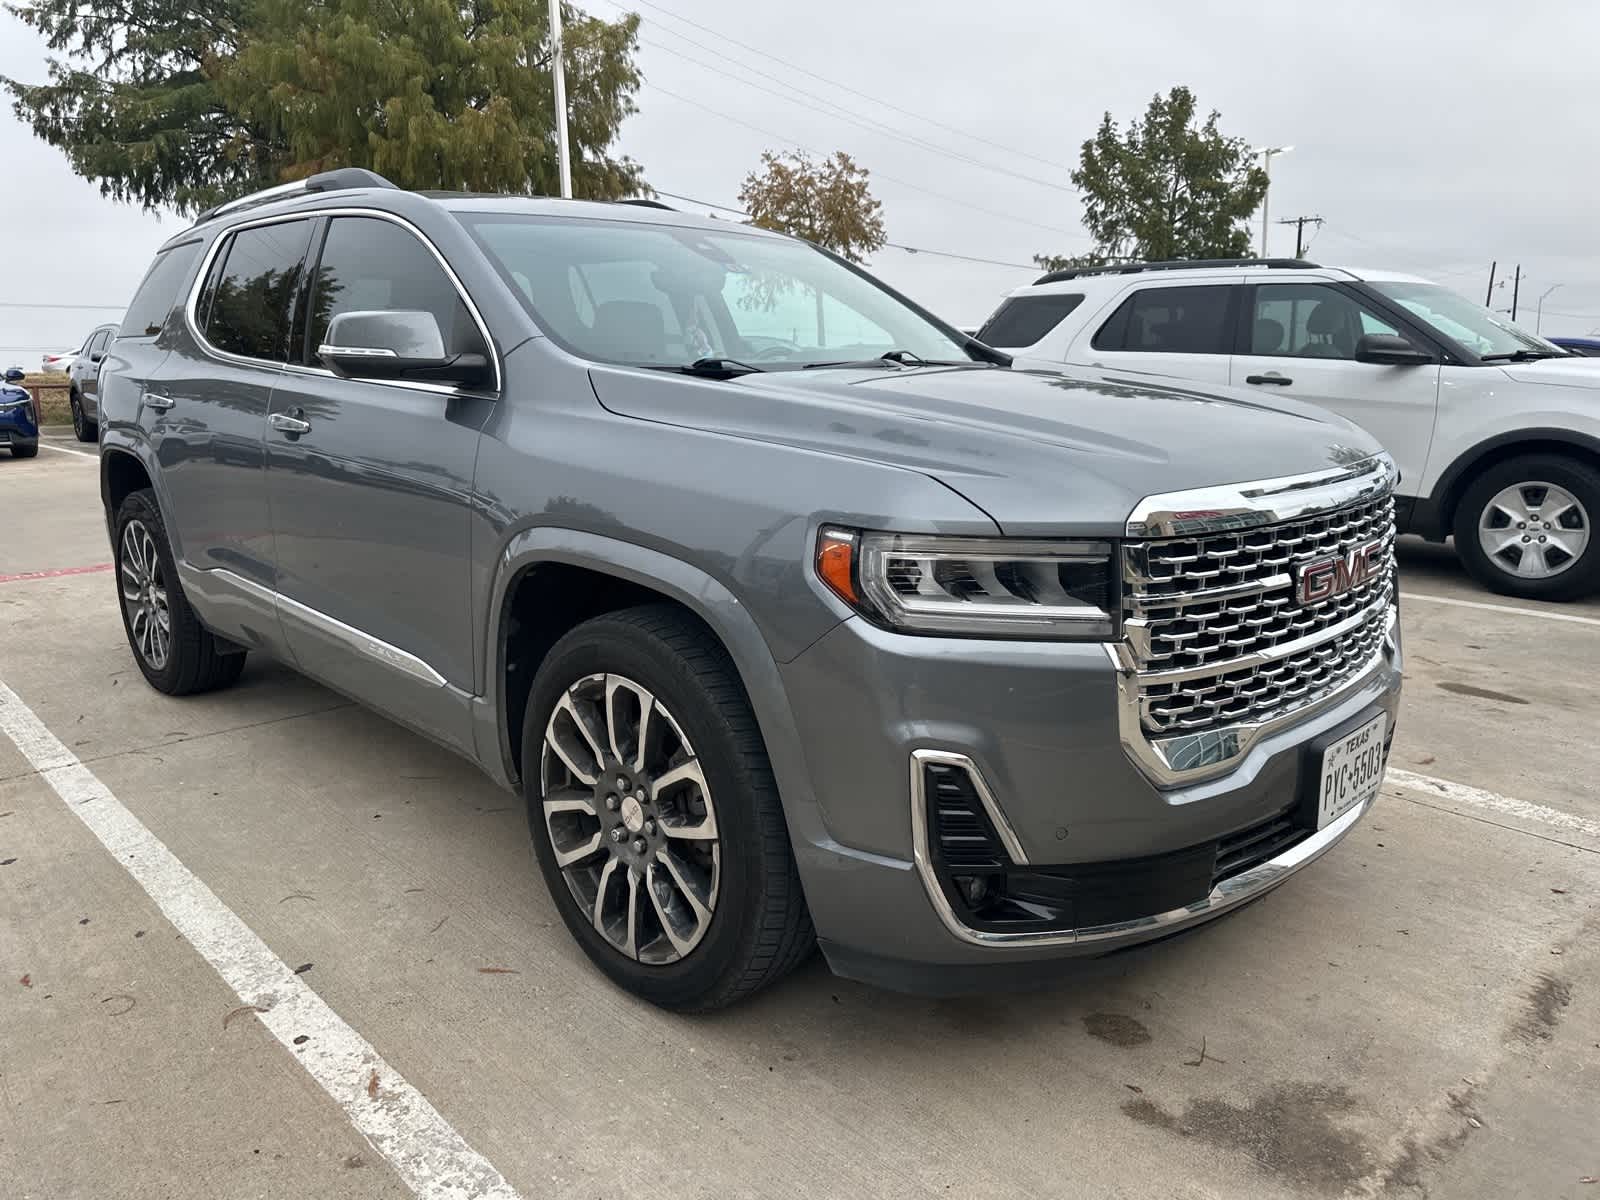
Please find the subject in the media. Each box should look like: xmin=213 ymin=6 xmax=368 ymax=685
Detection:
xmin=1419 ymin=428 xmax=1600 ymax=540
xmin=477 ymin=528 xmax=829 ymax=851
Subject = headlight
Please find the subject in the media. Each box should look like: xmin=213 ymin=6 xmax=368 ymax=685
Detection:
xmin=816 ymin=527 xmax=1117 ymax=639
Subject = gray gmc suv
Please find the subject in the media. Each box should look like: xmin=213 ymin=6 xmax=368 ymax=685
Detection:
xmin=98 ymin=169 xmax=1402 ymax=1009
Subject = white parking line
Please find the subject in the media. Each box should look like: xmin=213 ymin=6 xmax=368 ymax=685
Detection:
xmin=36 ymin=441 xmax=97 ymax=459
xmin=1387 ymin=766 xmax=1600 ymax=842
xmin=0 ymin=680 xmax=524 ymax=1200
xmin=1400 ymin=590 xmax=1600 ymax=628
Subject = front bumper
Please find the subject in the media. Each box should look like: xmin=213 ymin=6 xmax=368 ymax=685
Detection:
xmin=778 ymin=608 xmax=1402 ymax=986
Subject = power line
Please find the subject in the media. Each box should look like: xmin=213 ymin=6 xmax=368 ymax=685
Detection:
xmin=643 ymin=82 xmax=1088 ymax=241
xmin=650 ymin=189 xmax=1040 ymax=269
xmin=619 ymin=0 xmax=1074 ymax=174
xmin=629 ymin=27 xmax=1072 ymax=194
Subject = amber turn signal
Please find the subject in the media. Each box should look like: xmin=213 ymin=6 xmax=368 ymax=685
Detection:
xmin=816 ymin=528 xmax=859 ymax=605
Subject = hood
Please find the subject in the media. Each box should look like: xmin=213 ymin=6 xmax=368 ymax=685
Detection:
xmin=1497 ymin=360 xmax=1600 ymax=389
xmin=588 ymin=363 xmax=1383 ymax=536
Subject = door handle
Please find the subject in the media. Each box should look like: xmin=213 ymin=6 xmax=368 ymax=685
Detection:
xmin=1245 ymin=374 xmax=1294 ymax=386
xmin=141 ymin=391 xmax=175 ymax=411
xmin=268 ymin=410 xmax=311 ymax=435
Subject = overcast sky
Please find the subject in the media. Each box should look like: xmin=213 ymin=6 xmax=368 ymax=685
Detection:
xmin=4 ymin=0 xmax=1598 ymax=364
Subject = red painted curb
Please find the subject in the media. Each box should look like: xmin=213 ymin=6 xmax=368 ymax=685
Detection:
xmin=0 ymin=562 xmax=114 ymax=585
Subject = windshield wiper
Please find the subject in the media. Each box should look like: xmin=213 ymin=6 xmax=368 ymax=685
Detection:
xmin=677 ymin=357 xmax=765 ymax=377
xmin=1479 ymin=350 xmax=1567 ymax=362
xmin=802 ymin=351 xmax=977 ymax=370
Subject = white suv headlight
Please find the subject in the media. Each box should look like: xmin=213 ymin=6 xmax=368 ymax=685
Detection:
xmin=816 ymin=527 xmax=1117 ymax=639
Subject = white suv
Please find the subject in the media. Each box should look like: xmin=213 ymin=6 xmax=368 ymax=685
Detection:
xmin=979 ymin=258 xmax=1600 ymax=600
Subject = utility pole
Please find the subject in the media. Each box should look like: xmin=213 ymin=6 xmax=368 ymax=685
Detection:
xmin=1485 ymin=261 xmax=1497 ymax=306
xmin=1510 ymin=264 xmax=1522 ymax=322
xmin=1536 ymin=284 xmax=1561 ymax=333
xmin=1276 ymin=215 xmax=1324 ymax=258
xmin=1254 ymin=145 xmax=1294 ymax=257
xmin=548 ymin=0 xmax=573 ymax=198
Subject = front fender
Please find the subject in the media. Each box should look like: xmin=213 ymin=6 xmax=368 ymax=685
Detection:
xmin=471 ymin=526 xmax=838 ymax=860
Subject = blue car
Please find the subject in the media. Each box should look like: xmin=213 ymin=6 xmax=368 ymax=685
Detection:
xmin=1547 ymin=336 xmax=1600 ymax=357
xmin=2 ymin=367 xmax=39 ymax=458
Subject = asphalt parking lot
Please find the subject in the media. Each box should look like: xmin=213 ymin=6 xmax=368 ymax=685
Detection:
xmin=2 ymin=432 xmax=1597 ymax=1200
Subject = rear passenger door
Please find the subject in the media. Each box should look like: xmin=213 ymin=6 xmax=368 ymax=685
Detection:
xmin=155 ymin=216 xmax=314 ymax=603
xmin=263 ymin=213 xmax=494 ymax=752
xmin=1232 ymin=280 xmax=1441 ymax=486
xmin=1075 ymin=283 xmax=1237 ymax=384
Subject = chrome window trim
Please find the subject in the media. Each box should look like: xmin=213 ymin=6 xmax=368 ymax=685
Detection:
xmin=909 ymin=747 xmax=1377 ymax=949
xmin=183 ymin=206 xmax=502 ymax=396
xmin=193 ymin=566 xmax=447 ymax=688
xmin=1126 ymin=454 xmax=1399 ymax=538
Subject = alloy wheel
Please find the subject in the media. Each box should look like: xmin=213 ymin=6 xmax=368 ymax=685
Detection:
xmin=119 ymin=519 xmax=171 ymax=670
xmin=1477 ymin=481 xmax=1590 ymax=580
xmin=71 ymin=397 xmax=84 ymax=439
xmin=539 ymin=673 xmax=720 ymax=965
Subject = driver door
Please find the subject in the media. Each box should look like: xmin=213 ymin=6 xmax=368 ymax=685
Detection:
xmin=1231 ymin=280 xmax=1441 ymax=486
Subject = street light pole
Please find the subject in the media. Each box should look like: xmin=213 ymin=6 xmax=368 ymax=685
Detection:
xmin=1536 ymin=284 xmax=1561 ymax=333
xmin=1254 ymin=146 xmax=1294 ymax=257
xmin=548 ymin=0 xmax=573 ymax=198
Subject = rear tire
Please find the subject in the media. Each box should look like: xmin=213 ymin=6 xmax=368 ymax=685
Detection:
xmin=1454 ymin=454 xmax=1600 ymax=601
xmin=10 ymin=441 xmax=37 ymax=458
xmin=113 ymin=488 xmax=247 ymax=694
xmin=522 ymin=604 xmax=813 ymax=1010
xmin=70 ymin=390 xmax=97 ymax=442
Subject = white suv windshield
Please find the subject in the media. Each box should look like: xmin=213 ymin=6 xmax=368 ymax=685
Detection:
xmin=1368 ymin=281 xmax=1564 ymax=359
xmin=459 ymin=213 xmax=969 ymax=369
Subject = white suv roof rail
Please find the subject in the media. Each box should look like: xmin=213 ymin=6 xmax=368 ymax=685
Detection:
xmin=1035 ymin=257 xmax=1320 ymax=285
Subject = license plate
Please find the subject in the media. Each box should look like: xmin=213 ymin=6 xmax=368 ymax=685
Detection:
xmin=1317 ymin=713 xmax=1387 ymax=828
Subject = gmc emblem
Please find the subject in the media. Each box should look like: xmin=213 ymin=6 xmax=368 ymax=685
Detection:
xmin=1295 ymin=541 xmax=1385 ymax=606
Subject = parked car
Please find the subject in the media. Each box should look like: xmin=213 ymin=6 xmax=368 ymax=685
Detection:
xmin=1547 ymin=336 xmax=1600 ymax=358
xmin=98 ymin=171 xmax=1402 ymax=1009
xmin=980 ymin=259 xmax=1600 ymax=600
xmin=1 ymin=367 xmax=39 ymax=457
xmin=39 ymin=349 xmax=75 ymax=374
xmin=67 ymin=322 xmax=118 ymax=441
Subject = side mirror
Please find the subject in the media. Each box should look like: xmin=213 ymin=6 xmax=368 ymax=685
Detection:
xmin=90 ymin=351 xmax=104 ymax=364
xmin=317 ymin=310 xmax=491 ymax=389
xmin=1355 ymin=333 xmax=1432 ymax=366
xmin=3 ymin=367 xmax=23 ymax=384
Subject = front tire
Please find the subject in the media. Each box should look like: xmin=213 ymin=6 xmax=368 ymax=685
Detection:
xmin=522 ymin=605 xmax=813 ymax=1010
xmin=1454 ymin=455 xmax=1600 ymax=601
xmin=113 ymin=488 xmax=247 ymax=694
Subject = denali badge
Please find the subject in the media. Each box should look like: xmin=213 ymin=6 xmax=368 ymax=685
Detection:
xmin=1295 ymin=541 xmax=1385 ymax=606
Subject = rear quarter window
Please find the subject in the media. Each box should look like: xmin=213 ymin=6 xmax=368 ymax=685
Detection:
xmin=976 ymin=293 xmax=1085 ymax=348
xmin=120 ymin=240 xmax=203 ymax=338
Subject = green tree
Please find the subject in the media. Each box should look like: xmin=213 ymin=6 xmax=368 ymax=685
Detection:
xmin=3 ymin=0 xmax=646 ymax=214
xmin=738 ymin=149 xmax=885 ymax=263
xmin=1038 ymin=86 xmax=1267 ymax=266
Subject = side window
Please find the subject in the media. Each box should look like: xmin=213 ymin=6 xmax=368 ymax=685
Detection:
xmin=1250 ymin=284 xmax=1399 ymax=360
xmin=1091 ymin=286 xmax=1233 ymax=354
xmin=120 ymin=241 xmax=203 ymax=338
xmin=203 ymin=221 xmax=313 ymax=362
xmin=976 ymin=294 xmax=1085 ymax=347
xmin=307 ymin=216 xmax=485 ymax=361
xmin=86 ymin=330 xmax=110 ymax=356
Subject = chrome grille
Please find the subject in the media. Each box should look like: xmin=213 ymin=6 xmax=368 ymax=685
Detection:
xmin=1123 ymin=493 xmax=1395 ymax=737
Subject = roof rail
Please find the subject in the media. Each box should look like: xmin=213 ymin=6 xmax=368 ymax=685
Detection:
xmin=617 ymin=197 xmax=676 ymax=210
xmin=1034 ymin=257 xmax=1319 ymax=285
xmin=194 ymin=168 xmax=398 ymax=225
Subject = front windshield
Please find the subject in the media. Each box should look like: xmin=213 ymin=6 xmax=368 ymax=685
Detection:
xmin=458 ymin=213 xmax=970 ymax=369
xmin=1368 ymin=281 xmax=1564 ymax=358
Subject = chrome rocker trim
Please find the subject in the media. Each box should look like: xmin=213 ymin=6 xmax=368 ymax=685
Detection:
xmin=909 ymin=745 xmax=1377 ymax=949
xmin=180 ymin=565 xmax=448 ymax=688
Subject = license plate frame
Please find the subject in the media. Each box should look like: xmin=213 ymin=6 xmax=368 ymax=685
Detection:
xmin=1314 ymin=712 xmax=1387 ymax=829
